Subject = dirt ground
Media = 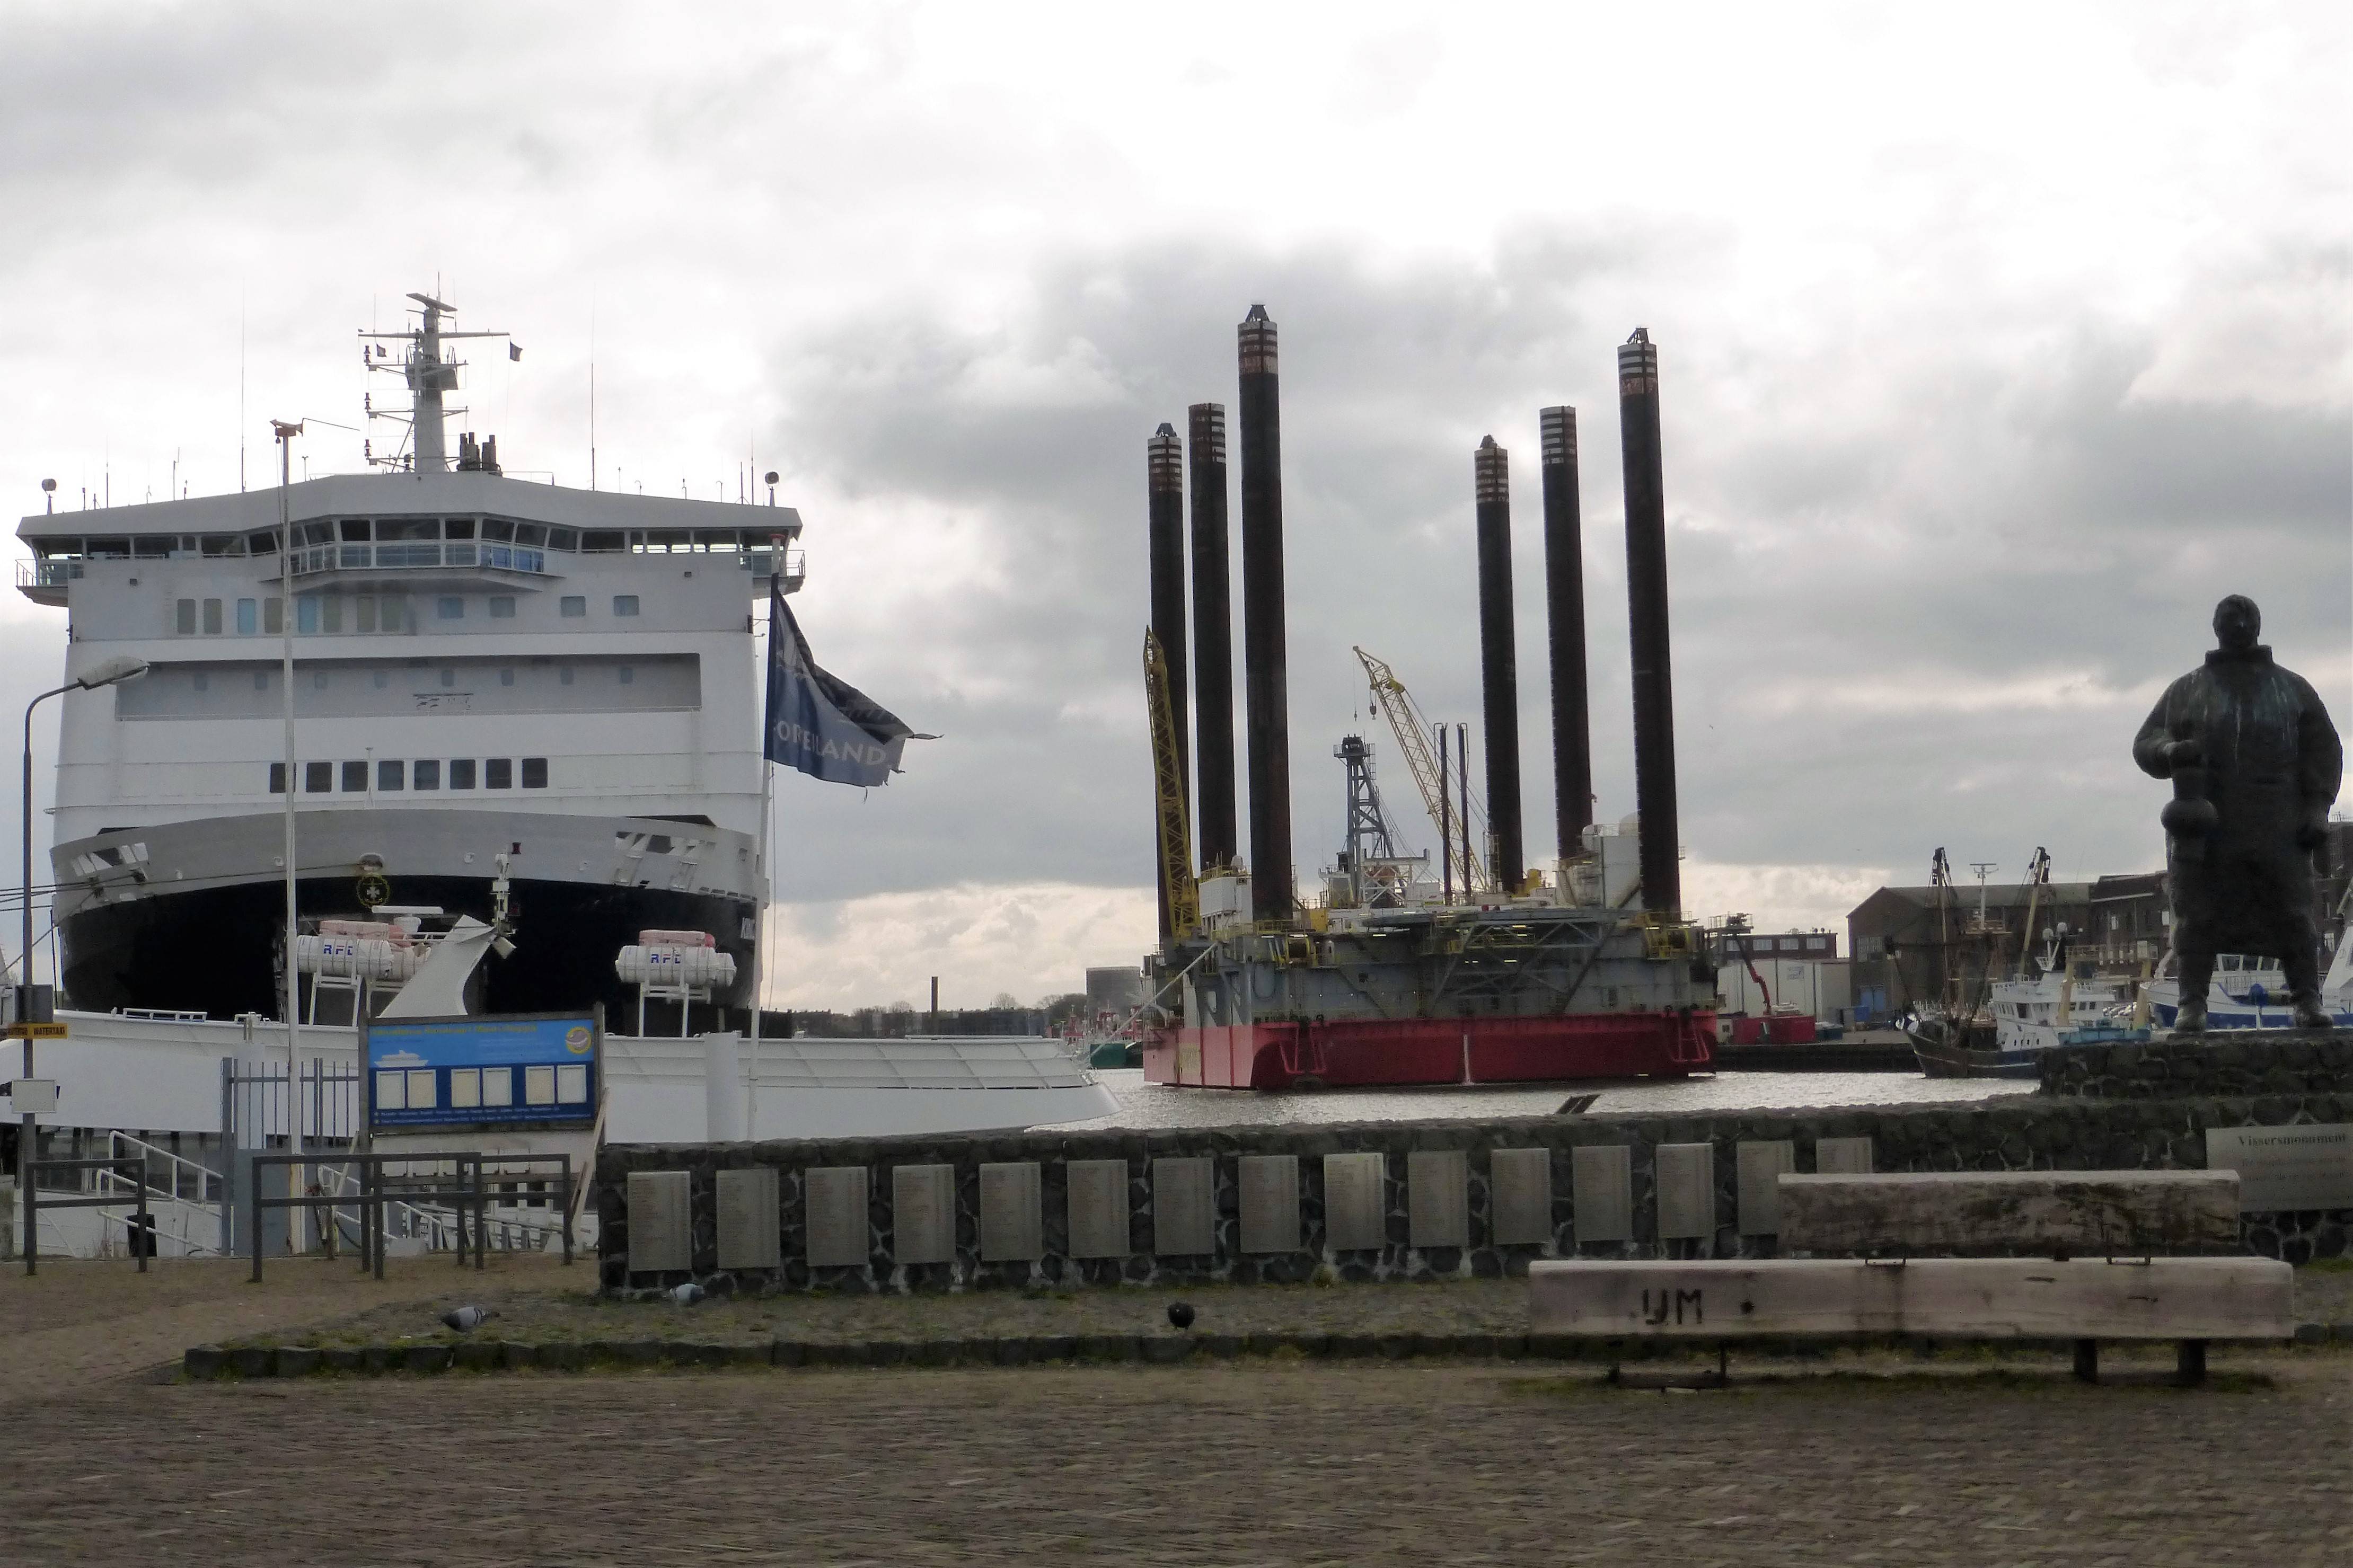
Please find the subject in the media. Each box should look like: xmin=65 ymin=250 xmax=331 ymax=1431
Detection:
xmin=1 ymin=1258 xmax=2348 ymax=1565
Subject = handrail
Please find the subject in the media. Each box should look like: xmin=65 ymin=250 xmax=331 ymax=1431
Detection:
xmin=105 ymin=1130 xmax=221 ymax=1204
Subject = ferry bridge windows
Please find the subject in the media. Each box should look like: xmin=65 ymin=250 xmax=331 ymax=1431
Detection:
xmin=580 ymin=530 xmax=623 ymax=553
xmin=199 ymin=535 xmax=241 ymax=558
xmin=484 ymin=758 xmax=513 ymax=790
xmin=236 ymin=599 xmax=257 ymax=635
xmin=269 ymin=763 xmax=286 ymax=793
xmin=559 ymin=596 xmax=586 ymax=618
xmin=445 ymin=518 xmax=475 ymax=540
xmin=489 ymin=596 xmax=515 ymax=618
xmin=514 ymin=523 xmax=548 ymax=547
xmin=559 ymin=667 xmax=574 ymax=686
xmin=191 ymin=672 xmax=208 ymax=693
xmin=297 ymin=597 xmax=320 ymax=634
xmin=521 ymin=757 xmax=548 ymax=789
xmin=245 ymin=529 xmax=278 ymax=556
xmin=481 ymin=519 xmax=514 ymax=543
xmin=613 ymin=595 xmax=640 ymax=617
xmin=378 ymin=759 xmax=403 ymax=791
xmin=339 ymin=520 xmax=370 ymax=543
xmin=372 ymin=670 xmax=389 ymax=689
xmin=304 ymin=762 xmax=332 ymax=793
xmin=134 ymin=537 xmax=171 ymax=560
xmin=252 ymin=671 xmax=268 ymax=692
xmin=450 ymin=759 xmax=477 ymax=790
xmin=440 ymin=669 xmax=455 ymax=688
xmin=413 ymin=759 xmax=440 ymax=791
xmin=547 ymin=527 xmax=579 ymax=551
xmin=86 ymin=537 xmax=130 ymax=560
xmin=356 ymin=598 xmax=378 ymax=634
xmin=340 ymin=761 xmax=367 ymax=792
xmin=312 ymin=671 xmax=328 ymax=689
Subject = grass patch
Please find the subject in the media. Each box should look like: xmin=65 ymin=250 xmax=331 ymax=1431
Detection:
xmin=2302 ymin=1256 xmax=2353 ymax=1274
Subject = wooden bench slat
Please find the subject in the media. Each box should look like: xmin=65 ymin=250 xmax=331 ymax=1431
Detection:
xmin=1528 ymin=1258 xmax=2293 ymax=1341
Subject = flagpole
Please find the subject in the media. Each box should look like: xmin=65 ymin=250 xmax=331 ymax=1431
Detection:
xmin=745 ymin=756 xmax=773 ymax=1140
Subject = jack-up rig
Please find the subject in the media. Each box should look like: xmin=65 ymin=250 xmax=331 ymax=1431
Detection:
xmin=1138 ymin=316 xmax=1717 ymax=1089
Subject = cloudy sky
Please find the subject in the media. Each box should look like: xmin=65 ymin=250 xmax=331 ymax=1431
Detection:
xmin=2 ymin=3 xmax=2346 ymax=1011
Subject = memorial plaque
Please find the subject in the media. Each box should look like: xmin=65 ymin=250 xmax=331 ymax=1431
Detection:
xmin=625 ymin=1170 xmax=691 ymax=1274
xmin=1407 ymin=1149 xmax=1469 ymax=1250
xmin=1152 ymin=1156 xmax=1217 ymax=1256
xmin=1066 ymin=1159 xmax=1130 ymax=1259
xmin=892 ymin=1164 xmax=957 ymax=1265
xmin=1238 ymin=1154 xmax=1300 ymax=1254
xmin=2205 ymin=1124 xmax=2353 ymax=1212
xmin=979 ymin=1161 xmax=1043 ymax=1262
xmin=1489 ymin=1147 xmax=1554 ymax=1246
xmin=1572 ymin=1145 xmax=1634 ymax=1243
xmin=1655 ymin=1142 xmax=1716 ymax=1241
xmin=805 ymin=1165 xmax=870 ymax=1269
xmin=715 ymin=1167 xmax=781 ymax=1270
xmin=1736 ymin=1140 xmax=1796 ymax=1236
xmin=1814 ymin=1136 xmax=1873 ymax=1176
xmin=1323 ymin=1152 xmax=1387 ymax=1252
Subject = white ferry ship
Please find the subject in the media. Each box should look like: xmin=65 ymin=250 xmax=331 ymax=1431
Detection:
xmin=19 ymin=294 xmax=788 ymax=1027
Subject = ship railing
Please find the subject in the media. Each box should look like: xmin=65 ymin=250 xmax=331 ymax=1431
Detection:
xmin=15 ymin=557 xmax=84 ymax=591
xmin=284 ymin=542 xmax=550 ymax=578
xmin=740 ymin=545 xmax=807 ymax=585
xmin=104 ymin=1130 xmax=224 ymax=1206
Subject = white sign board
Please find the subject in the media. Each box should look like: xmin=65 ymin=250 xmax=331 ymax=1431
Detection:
xmin=2205 ymin=1124 xmax=2353 ymax=1212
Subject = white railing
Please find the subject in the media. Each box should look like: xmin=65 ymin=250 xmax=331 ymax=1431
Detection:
xmin=285 ymin=541 xmax=549 ymax=577
xmin=104 ymin=1130 xmax=221 ymax=1205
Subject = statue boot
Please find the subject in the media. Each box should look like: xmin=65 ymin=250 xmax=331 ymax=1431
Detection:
xmin=2173 ymin=996 xmax=2208 ymax=1034
xmin=2290 ymin=991 xmax=2334 ymax=1031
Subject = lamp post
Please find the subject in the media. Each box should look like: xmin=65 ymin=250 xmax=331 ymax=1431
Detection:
xmin=271 ymin=420 xmax=305 ymax=1251
xmin=19 ymin=653 xmax=147 ymax=1273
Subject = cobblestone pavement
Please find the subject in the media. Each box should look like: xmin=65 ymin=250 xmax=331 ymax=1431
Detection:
xmin=0 ymin=1254 xmax=570 ymax=1405
xmin=4 ymin=1355 xmax=2347 ymax=1565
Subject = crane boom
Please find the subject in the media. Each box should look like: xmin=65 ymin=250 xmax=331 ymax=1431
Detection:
xmin=1144 ymin=631 xmax=1200 ymax=938
xmin=1352 ymin=646 xmax=1491 ymax=894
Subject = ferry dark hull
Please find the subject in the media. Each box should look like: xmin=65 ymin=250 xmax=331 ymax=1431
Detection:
xmin=59 ymin=875 xmax=753 ymax=1032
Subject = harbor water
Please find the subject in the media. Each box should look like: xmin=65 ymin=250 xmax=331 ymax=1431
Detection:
xmin=1067 ymin=1068 xmax=2033 ymax=1130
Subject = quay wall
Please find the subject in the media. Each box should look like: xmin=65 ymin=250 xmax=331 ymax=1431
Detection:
xmin=2039 ymin=1030 xmax=2353 ymax=1100
xmin=596 ymin=1088 xmax=2352 ymax=1296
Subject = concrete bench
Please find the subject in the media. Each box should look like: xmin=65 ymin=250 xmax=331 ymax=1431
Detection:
xmin=1528 ymin=1256 xmax=2295 ymax=1386
xmin=1777 ymin=1170 xmax=2240 ymax=1259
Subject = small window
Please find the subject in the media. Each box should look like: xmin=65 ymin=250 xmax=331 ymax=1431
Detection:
xmin=192 ymin=671 xmax=209 ymax=693
xmin=263 ymin=598 xmax=283 ymax=635
xmin=377 ymin=759 xmax=403 ymax=791
xmin=499 ymin=668 xmax=514 ymax=687
xmin=372 ymin=670 xmax=389 ymax=689
xmin=450 ymin=758 xmax=477 ymax=790
xmin=521 ymin=757 xmax=548 ymax=789
xmin=559 ymin=667 xmax=575 ymax=686
xmin=134 ymin=536 xmax=172 ymax=559
xmin=202 ymin=599 xmax=223 ymax=634
xmin=320 ymin=597 xmax=343 ymax=634
xmin=581 ymin=529 xmax=623 ymax=552
xmin=341 ymin=760 xmax=367 ymax=792
xmin=485 ymin=758 xmax=513 ymax=789
xmin=489 ymin=596 xmax=515 ymax=618
xmin=514 ymin=522 xmax=548 ymax=547
xmin=612 ymin=595 xmax=640 ymax=617
xmin=339 ymin=519 xmax=371 ymax=542
xmin=253 ymin=671 xmax=268 ymax=692
xmin=413 ymin=758 xmax=440 ymax=791
xmin=200 ymin=534 xmax=240 ymax=558
xmin=304 ymin=761 xmax=333 ymax=793
xmin=247 ymin=529 xmax=279 ymax=557
xmin=617 ymin=666 xmax=634 ymax=686
xmin=547 ymin=526 xmax=579 ymax=551
xmin=444 ymin=518 xmax=475 ymax=540
xmin=174 ymin=599 xmax=196 ymax=635
xmin=437 ymin=596 xmax=464 ymax=620
xmin=313 ymin=670 xmax=329 ymax=689
xmin=559 ymin=596 xmax=586 ymax=618
xmin=236 ymin=598 xmax=258 ymax=635
xmin=440 ymin=669 xmax=455 ymax=688
xmin=355 ymin=598 xmax=378 ymax=635
xmin=297 ymin=597 xmax=319 ymax=634
xmin=481 ymin=518 xmax=515 ymax=542
xmin=269 ymin=763 xmax=287 ymax=793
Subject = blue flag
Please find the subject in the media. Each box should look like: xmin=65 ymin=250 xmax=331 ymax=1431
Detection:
xmin=763 ymin=579 xmax=918 ymax=786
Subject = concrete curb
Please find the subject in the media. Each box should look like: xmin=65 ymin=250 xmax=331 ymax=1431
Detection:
xmin=180 ymin=1323 xmax=2353 ymax=1380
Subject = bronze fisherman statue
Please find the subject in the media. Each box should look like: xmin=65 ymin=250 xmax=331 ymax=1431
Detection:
xmin=2133 ymin=596 xmax=2342 ymax=1031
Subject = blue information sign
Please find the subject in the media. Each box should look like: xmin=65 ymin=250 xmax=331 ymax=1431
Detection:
xmin=365 ymin=1013 xmax=600 ymax=1131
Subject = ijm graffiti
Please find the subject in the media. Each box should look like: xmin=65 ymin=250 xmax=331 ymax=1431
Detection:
xmin=1641 ymin=1288 xmax=1702 ymax=1326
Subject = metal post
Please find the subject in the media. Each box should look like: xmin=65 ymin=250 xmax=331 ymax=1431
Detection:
xmin=1616 ymin=329 xmax=1682 ymax=919
xmin=135 ymin=1153 xmax=149 ymax=1273
xmin=1438 ymin=721 xmax=1452 ymax=905
xmin=1147 ymin=421 xmax=1190 ymax=942
xmin=559 ymin=1156 xmax=574 ymax=1266
xmin=1236 ymin=304 xmax=1294 ymax=923
xmin=248 ymin=1151 xmax=263 ymax=1283
xmin=1473 ymin=436 xmax=1523 ymax=892
xmin=1539 ymin=405 xmax=1592 ymax=863
xmin=1186 ymin=403 xmax=1237 ymax=873
xmin=1456 ymin=725 xmax=1472 ymax=906
xmin=275 ymin=424 xmax=307 ymax=1253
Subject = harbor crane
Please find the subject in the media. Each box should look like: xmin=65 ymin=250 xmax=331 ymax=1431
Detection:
xmin=1352 ymin=646 xmax=1492 ymax=896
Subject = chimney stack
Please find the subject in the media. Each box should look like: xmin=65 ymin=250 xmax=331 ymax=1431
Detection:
xmin=1539 ymin=405 xmax=1592 ymax=864
xmin=1147 ymin=423 xmax=1190 ymax=945
xmin=1186 ymin=403 xmax=1239 ymax=872
xmin=1473 ymin=436 xmax=1524 ymax=892
xmin=1236 ymin=304 xmax=1295 ymax=923
xmin=1616 ymin=329 xmax=1681 ymax=919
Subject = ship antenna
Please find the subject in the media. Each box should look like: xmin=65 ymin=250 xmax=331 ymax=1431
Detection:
xmin=359 ymin=291 xmax=515 ymax=473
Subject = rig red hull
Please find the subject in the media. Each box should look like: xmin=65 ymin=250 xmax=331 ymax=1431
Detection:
xmin=1143 ymin=1012 xmax=1714 ymax=1089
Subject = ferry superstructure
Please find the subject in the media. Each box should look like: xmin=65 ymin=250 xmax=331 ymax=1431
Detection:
xmin=15 ymin=294 xmax=801 ymax=1025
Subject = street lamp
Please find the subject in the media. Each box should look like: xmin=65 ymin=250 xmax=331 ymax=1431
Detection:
xmin=17 ymin=652 xmax=146 ymax=1272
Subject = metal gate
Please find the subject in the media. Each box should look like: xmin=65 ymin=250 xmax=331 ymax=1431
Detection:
xmin=219 ymin=1057 xmax=359 ymax=1255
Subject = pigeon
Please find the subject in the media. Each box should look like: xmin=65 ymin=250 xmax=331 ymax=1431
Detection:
xmin=1166 ymin=1301 xmax=1195 ymax=1331
xmin=440 ymin=1305 xmax=497 ymax=1333
xmin=669 ymin=1281 xmax=707 ymax=1306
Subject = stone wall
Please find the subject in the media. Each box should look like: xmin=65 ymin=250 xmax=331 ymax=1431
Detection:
xmin=2039 ymin=1030 xmax=2353 ymax=1100
xmin=597 ymin=1089 xmax=2352 ymax=1296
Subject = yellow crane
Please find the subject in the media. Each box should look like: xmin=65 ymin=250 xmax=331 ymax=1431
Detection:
xmin=1144 ymin=630 xmax=1200 ymax=939
xmin=1352 ymin=645 xmax=1491 ymax=896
